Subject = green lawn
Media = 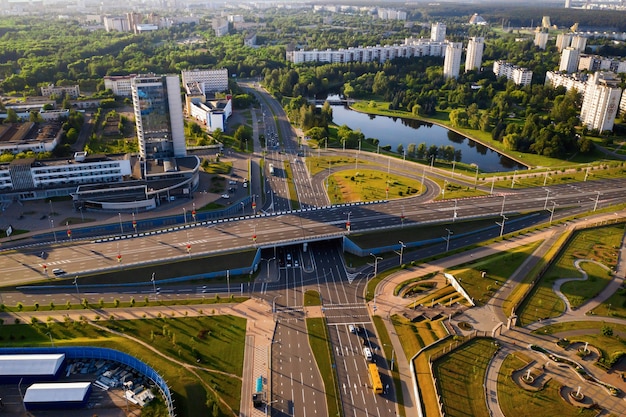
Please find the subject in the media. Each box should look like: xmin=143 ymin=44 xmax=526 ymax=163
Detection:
xmin=446 ymin=242 xmax=541 ymax=306
xmin=0 ymin=315 xmax=246 ymax=417
xmin=391 ymin=314 xmax=447 ymax=361
xmin=429 ymin=176 xmax=488 ymax=200
xmin=497 ymin=353 xmax=599 ymax=417
xmin=306 ymin=317 xmax=340 ymax=417
xmin=590 ymin=286 xmax=626 ymax=319
xmin=328 ymin=168 xmax=424 ymax=203
xmin=304 ymin=290 xmax=322 ymax=306
xmin=516 ymin=224 xmax=624 ymax=325
xmin=433 ymin=338 xmax=498 ymax=417
xmin=283 ymin=160 xmax=300 ymax=210
xmin=560 ymin=261 xmax=613 ymax=309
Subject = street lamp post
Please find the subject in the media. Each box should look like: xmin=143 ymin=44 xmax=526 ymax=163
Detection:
xmin=443 ymin=228 xmax=453 ymax=252
xmin=397 ymin=241 xmax=406 ymax=266
xmin=73 ymin=277 xmax=79 ymax=296
xmin=544 ymin=189 xmax=551 ymax=210
xmin=151 ymin=272 xmax=157 ymax=300
xmin=50 ymin=217 xmax=57 ymax=244
xmin=183 ymin=207 xmax=187 ymax=225
xmin=240 ymin=201 xmax=245 ymax=216
xmin=370 ymin=253 xmax=382 ymax=309
xmin=500 ymin=194 xmax=506 ymax=216
xmin=453 ymin=199 xmax=458 ymax=222
xmin=118 ymin=213 xmax=123 ymax=234
xmin=345 ymin=211 xmax=352 ymax=233
xmin=272 ymin=295 xmax=282 ymax=314
xmin=593 ymin=191 xmax=600 ymax=212
xmin=496 ymin=214 xmax=508 ymax=237
xmin=549 ymin=201 xmax=557 ymax=225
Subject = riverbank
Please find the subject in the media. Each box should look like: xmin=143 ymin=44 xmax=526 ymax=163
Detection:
xmin=347 ymin=101 xmax=598 ymax=170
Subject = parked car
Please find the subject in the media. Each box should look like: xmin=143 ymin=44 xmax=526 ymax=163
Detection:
xmin=52 ymin=268 xmax=66 ymax=276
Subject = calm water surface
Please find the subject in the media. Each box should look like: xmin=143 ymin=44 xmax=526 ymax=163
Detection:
xmin=330 ymin=104 xmax=526 ymax=173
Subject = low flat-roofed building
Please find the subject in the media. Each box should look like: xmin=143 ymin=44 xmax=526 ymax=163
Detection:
xmin=24 ymin=382 xmax=91 ymax=410
xmin=0 ymin=353 xmax=65 ymax=382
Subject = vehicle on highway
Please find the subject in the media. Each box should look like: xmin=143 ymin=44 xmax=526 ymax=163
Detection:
xmin=286 ymin=253 xmax=292 ymax=267
xmin=269 ymin=163 xmax=275 ymax=175
xmin=349 ymin=324 xmax=356 ymax=334
xmin=294 ymin=259 xmax=299 ymax=268
xmin=368 ymin=363 xmax=383 ymax=394
xmin=221 ymin=194 xmax=230 ymax=199
xmin=52 ymin=268 xmax=66 ymax=276
xmin=363 ymin=347 xmax=373 ymax=361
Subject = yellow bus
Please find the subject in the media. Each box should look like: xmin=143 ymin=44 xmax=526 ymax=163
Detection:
xmin=368 ymin=363 xmax=383 ymax=394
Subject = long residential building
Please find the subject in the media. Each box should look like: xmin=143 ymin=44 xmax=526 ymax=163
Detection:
xmin=286 ymin=39 xmax=447 ymax=64
xmin=104 ymin=75 xmax=137 ymax=97
xmin=40 ymin=84 xmax=80 ymax=99
xmin=493 ymin=61 xmax=533 ymax=86
xmin=287 ymin=23 xmax=449 ymax=64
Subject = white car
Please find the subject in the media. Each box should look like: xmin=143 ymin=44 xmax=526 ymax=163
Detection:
xmin=52 ymin=268 xmax=66 ymax=276
xmin=221 ymin=194 xmax=230 ymax=199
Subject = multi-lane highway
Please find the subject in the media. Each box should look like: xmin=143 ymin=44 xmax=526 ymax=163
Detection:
xmin=3 ymin=81 xmax=626 ymax=417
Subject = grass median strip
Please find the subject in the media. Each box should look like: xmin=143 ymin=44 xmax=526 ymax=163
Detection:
xmin=373 ymin=315 xmax=405 ymax=417
xmin=306 ymin=317 xmax=341 ymax=417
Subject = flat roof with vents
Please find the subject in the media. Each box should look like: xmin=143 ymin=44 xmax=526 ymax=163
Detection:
xmin=24 ymin=382 xmax=92 ymax=410
xmin=0 ymin=353 xmax=65 ymax=378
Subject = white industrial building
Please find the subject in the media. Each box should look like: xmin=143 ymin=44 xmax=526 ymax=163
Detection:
xmin=24 ymin=382 xmax=91 ymax=410
xmin=0 ymin=353 xmax=65 ymax=382
xmin=181 ymin=69 xmax=229 ymax=94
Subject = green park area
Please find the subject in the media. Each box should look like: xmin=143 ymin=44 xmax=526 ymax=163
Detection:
xmin=0 ymin=315 xmax=246 ymax=417
xmin=533 ymin=321 xmax=626 ymax=370
xmin=445 ymin=241 xmax=541 ymax=306
xmin=517 ymin=223 xmax=624 ymax=326
xmin=327 ymin=168 xmax=423 ymax=203
xmin=497 ymin=352 xmax=599 ymax=417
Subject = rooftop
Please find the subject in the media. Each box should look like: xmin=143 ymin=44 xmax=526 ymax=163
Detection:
xmin=24 ymin=382 xmax=91 ymax=403
xmin=0 ymin=353 xmax=65 ymax=376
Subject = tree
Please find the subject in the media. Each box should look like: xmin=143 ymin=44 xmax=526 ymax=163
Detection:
xmin=601 ymin=325 xmax=613 ymax=337
xmin=407 ymin=143 xmax=417 ymax=158
xmin=4 ymin=109 xmax=18 ymax=124
xmin=397 ymin=144 xmax=404 ymax=155
xmin=212 ymin=128 xmax=223 ymax=142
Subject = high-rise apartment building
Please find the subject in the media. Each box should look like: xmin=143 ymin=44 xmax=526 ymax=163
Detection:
xmin=443 ymin=42 xmax=463 ymax=79
xmin=580 ymin=72 xmax=623 ymax=132
xmin=559 ymin=47 xmax=580 ymax=73
xmin=534 ymin=31 xmax=549 ymax=50
xmin=431 ymin=22 xmax=446 ymax=42
xmin=131 ymin=74 xmax=186 ymax=160
xmin=556 ymin=33 xmax=573 ymax=52
xmin=465 ymin=37 xmax=484 ymax=72
xmin=570 ymin=35 xmax=587 ymax=52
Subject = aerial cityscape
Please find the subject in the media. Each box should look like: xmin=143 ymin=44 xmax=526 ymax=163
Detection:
xmin=0 ymin=1 xmax=625 ymax=417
